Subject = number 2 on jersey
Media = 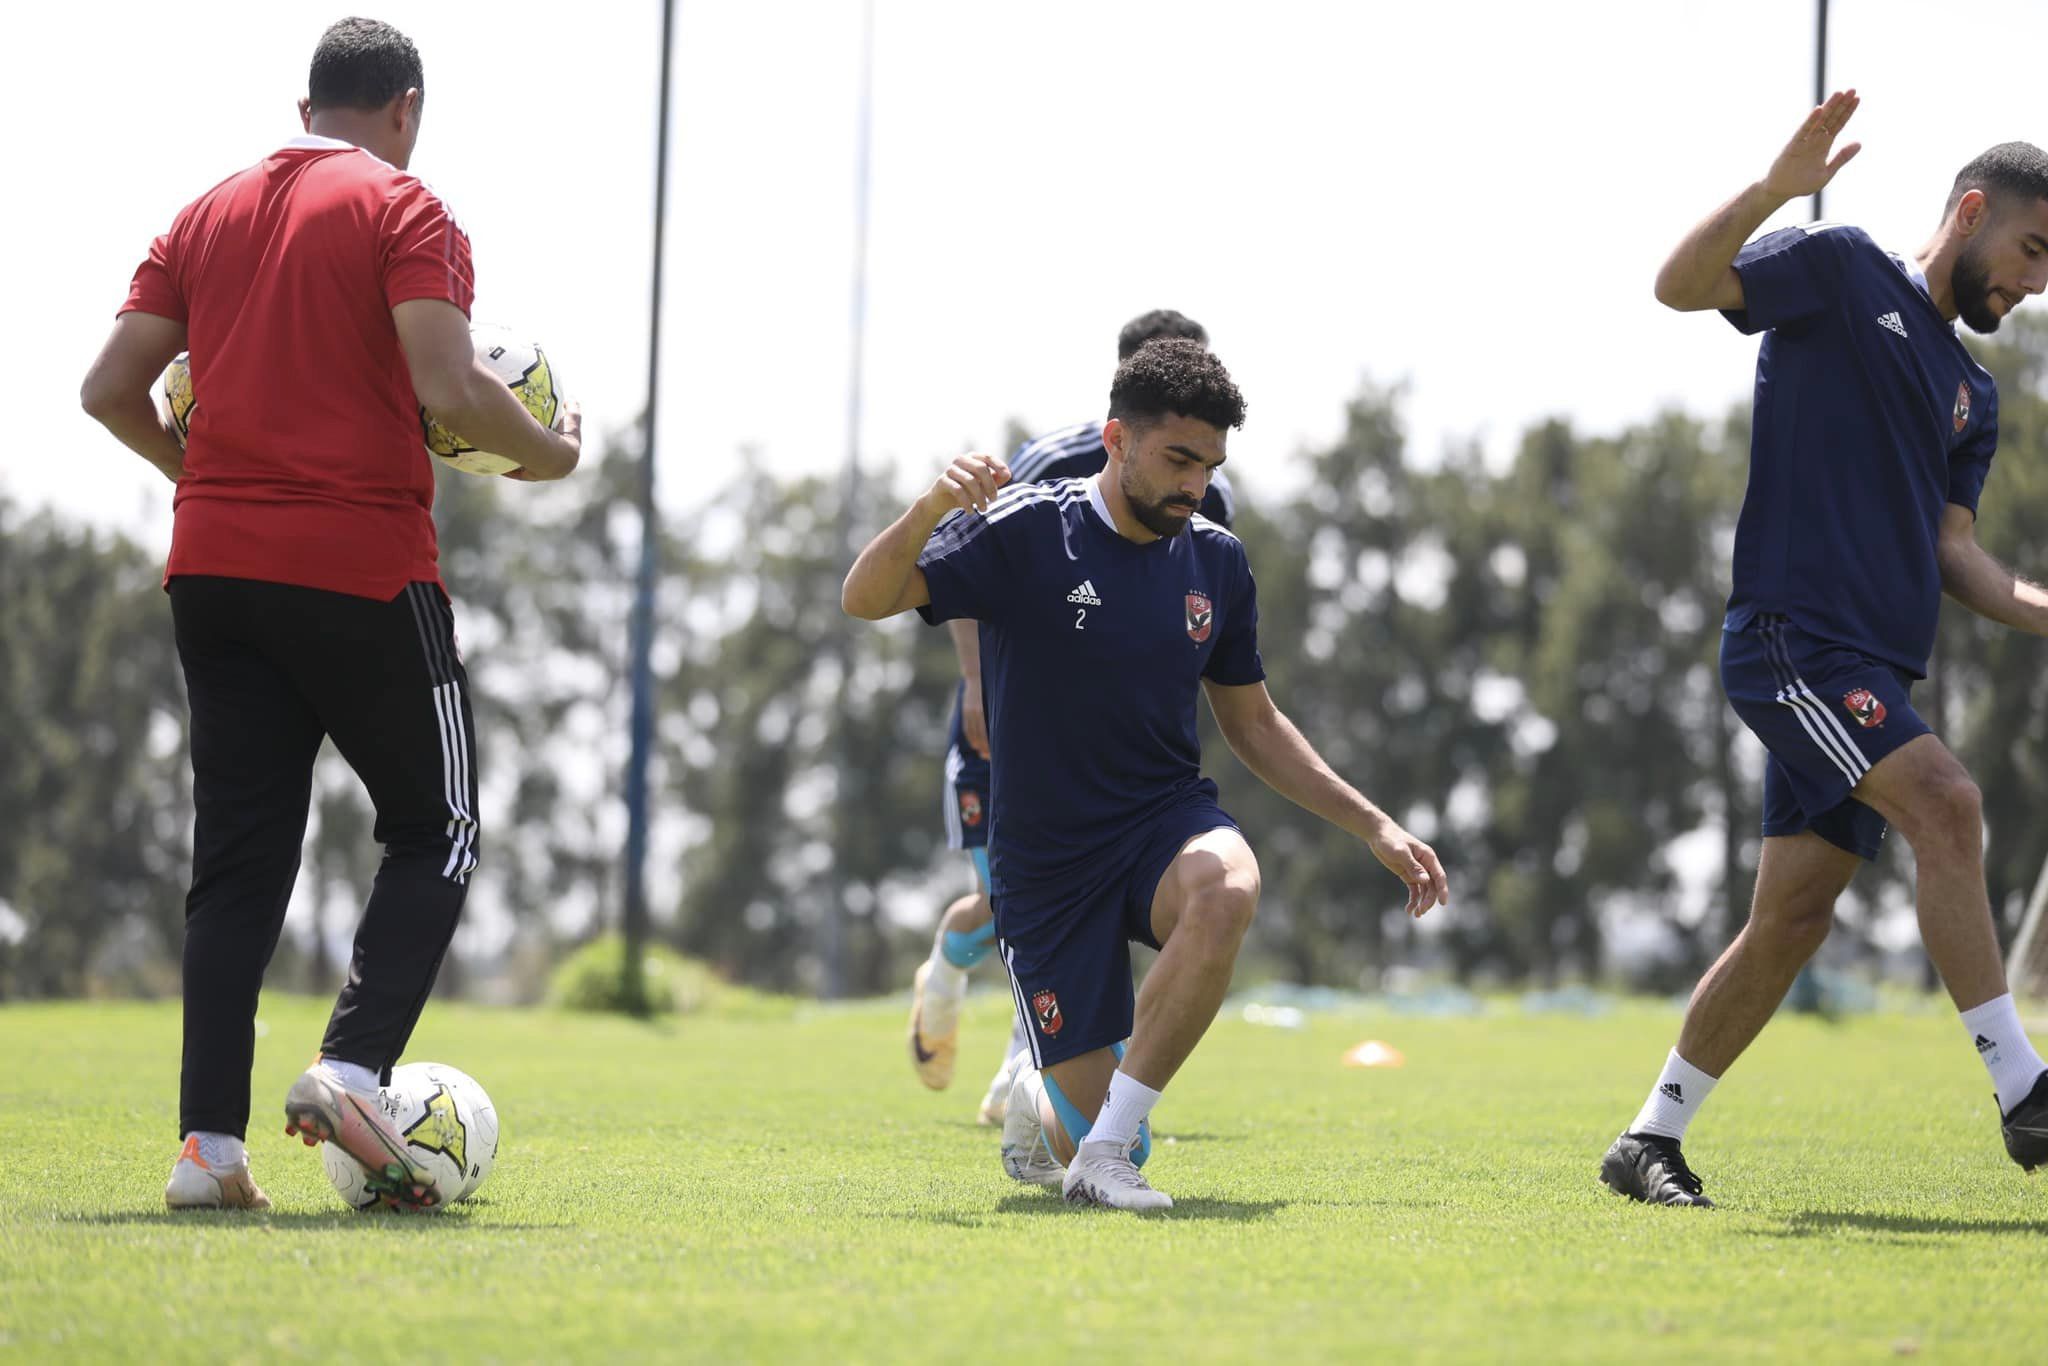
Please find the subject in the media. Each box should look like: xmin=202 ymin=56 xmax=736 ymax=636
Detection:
xmin=1074 ymin=607 xmax=1086 ymax=630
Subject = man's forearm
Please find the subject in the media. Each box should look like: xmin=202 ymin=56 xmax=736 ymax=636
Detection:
xmin=843 ymin=496 xmax=945 ymax=619
xmin=1655 ymin=181 xmax=1785 ymax=310
xmin=1945 ymin=546 xmax=2048 ymax=636
xmin=88 ymin=392 xmax=184 ymax=483
xmin=1228 ymin=708 xmax=1389 ymax=841
xmin=947 ymin=617 xmax=981 ymax=683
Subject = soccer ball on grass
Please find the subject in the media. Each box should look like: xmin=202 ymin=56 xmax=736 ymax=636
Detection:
xmin=323 ymin=1060 xmax=500 ymax=1211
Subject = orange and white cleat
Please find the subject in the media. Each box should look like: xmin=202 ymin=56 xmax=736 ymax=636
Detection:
xmin=283 ymin=1061 xmax=445 ymax=1211
xmin=164 ymin=1135 xmax=271 ymax=1211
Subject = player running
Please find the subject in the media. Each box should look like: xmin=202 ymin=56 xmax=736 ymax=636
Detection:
xmin=846 ymin=340 xmax=1446 ymax=1209
xmin=908 ymin=310 xmax=1238 ymax=1127
xmin=81 ymin=18 xmax=579 ymax=1211
xmin=1602 ymin=91 xmax=2048 ymax=1207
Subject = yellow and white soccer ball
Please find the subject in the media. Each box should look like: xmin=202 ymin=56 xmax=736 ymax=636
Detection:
xmin=421 ymin=323 xmax=564 ymax=476
xmin=322 ymin=1060 xmax=501 ymax=1211
xmin=161 ymin=352 xmax=197 ymax=447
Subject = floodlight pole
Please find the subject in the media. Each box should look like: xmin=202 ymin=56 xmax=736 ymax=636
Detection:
xmin=825 ymin=0 xmax=876 ymax=1001
xmin=1812 ymin=0 xmax=1829 ymax=222
xmin=619 ymin=0 xmax=679 ymax=1015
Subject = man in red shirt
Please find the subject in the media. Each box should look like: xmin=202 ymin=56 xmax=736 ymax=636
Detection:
xmin=80 ymin=17 xmax=580 ymax=1211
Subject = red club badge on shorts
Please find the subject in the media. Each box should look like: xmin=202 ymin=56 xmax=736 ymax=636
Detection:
xmin=1843 ymin=688 xmax=1887 ymax=728
xmin=958 ymin=790 xmax=983 ymax=828
xmin=1031 ymin=989 xmax=1064 ymax=1036
xmin=1185 ymin=591 xmax=1213 ymax=643
xmin=1955 ymin=381 xmax=1972 ymax=433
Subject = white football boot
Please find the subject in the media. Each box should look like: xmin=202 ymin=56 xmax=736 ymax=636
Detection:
xmin=998 ymin=1064 xmax=1066 ymax=1188
xmin=977 ymin=1047 xmax=1027 ymax=1126
xmin=1062 ymin=1136 xmax=1172 ymax=1212
xmin=283 ymin=1061 xmax=445 ymax=1210
xmin=164 ymin=1134 xmax=270 ymax=1211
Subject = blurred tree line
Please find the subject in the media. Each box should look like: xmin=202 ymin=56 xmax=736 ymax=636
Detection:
xmin=8 ymin=318 xmax=2048 ymax=1000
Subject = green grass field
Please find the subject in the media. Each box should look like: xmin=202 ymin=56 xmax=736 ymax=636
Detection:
xmin=3 ymin=990 xmax=2046 ymax=1362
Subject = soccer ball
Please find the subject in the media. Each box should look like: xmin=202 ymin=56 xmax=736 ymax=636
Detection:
xmin=322 ymin=1061 xmax=501 ymax=1211
xmin=421 ymin=323 xmax=564 ymax=476
xmin=161 ymin=352 xmax=197 ymax=447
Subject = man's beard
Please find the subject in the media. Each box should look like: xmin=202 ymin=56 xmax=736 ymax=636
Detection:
xmin=1953 ymin=243 xmax=2004 ymax=333
xmin=1123 ymin=473 xmax=1200 ymax=538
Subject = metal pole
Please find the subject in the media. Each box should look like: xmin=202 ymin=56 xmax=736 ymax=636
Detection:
xmin=1812 ymin=0 xmax=1829 ymax=222
xmin=620 ymin=0 xmax=679 ymax=1015
xmin=825 ymin=0 xmax=877 ymax=1000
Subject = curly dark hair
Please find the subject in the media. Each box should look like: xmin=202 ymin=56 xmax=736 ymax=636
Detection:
xmin=1947 ymin=141 xmax=2048 ymax=216
xmin=1108 ymin=339 xmax=1246 ymax=432
xmin=309 ymin=17 xmax=424 ymax=112
xmin=1116 ymin=309 xmax=1208 ymax=361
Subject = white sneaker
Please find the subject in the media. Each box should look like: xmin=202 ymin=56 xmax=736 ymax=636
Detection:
xmin=977 ymin=1047 xmax=1027 ymax=1126
xmin=1062 ymin=1136 xmax=1172 ymax=1211
xmin=908 ymin=961 xmax=962 ymax=1090
xmin=999 ymin=1064 xmax=1065 ymax=1188
xmin=164 ymin=1135 xmax=270 ymax=1211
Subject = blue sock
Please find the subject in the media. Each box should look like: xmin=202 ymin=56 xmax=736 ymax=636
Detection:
xmin=941 ymin=922 xmax=996 ymax=970
xmin=1043 ymin=1065 xmax=1151 ymax=1169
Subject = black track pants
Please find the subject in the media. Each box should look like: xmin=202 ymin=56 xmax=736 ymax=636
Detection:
xmin=169 ymin=576 xmax=478 ymax=1139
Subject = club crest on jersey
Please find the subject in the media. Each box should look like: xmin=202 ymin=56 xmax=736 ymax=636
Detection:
xmin=1843 ymin=688 xmax=1886 ymax=729
xmin=1031 ymin=989 xmax=1064 ymax=1036
xmin=1955 ymin=381 xmax=1972 ymax=434
xmin=958 ymin=790 xmax=983 ymax=828
xmin=1185 ymin=592 xmax=1213 ymax=643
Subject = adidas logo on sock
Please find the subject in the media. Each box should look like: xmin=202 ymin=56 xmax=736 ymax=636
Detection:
xmin=1659 ymin=1082 xmax=1685 ymax=1104
xmin=1977 ymin=1033 xmax=1997 ymax=1055
xmin=1876 ymin=310 xmax=1908 ymax=337
xmin=1066 ymin=580 xmax=1102 ymax=605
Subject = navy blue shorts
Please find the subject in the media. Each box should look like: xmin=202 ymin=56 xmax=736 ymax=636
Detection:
xmin=1721 ymin=616 xmax=1929 ymax=861
xmin=994 ymin=785 xmax=1237 ymax=1068
xmin=941 ymin=682 xmax=989 ymax=852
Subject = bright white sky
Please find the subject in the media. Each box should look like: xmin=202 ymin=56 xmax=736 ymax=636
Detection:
xmin=9 ymin=0 xmax=2044 ymax=542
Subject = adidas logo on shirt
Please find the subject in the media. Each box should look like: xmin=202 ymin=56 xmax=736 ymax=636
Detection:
xmin=1659 ymin=1082 xmax=1685 ymax=1104
xmin=1876 ymin=310 xmax=1908 ymax=337
xmin=1066 ymin=580 xmax=1103 ymax=605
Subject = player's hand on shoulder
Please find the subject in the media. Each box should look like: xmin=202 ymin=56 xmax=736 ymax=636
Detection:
xmin=922 ymin=452 xmax=1010 ymax=518
xmin=1763 ymin=88 xmax=1861 ymax=202
xmin=1365 ymin=816 xmax=1449 ymax=918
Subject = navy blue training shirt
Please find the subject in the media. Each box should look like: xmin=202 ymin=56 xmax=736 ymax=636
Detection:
xmin=1721 ymin=223 xmax=1998 ymax=677
xmin=917 ymin=477 xmax=1264 ymax=893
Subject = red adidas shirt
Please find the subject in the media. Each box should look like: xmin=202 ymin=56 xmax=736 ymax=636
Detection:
xmin=122 ymin=135 xmax=475 ymax=599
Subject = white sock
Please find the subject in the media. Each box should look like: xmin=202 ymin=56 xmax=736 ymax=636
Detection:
xmin=925 ymin=935 xmax=968 ymax=998
xmin=322 ymin=1058 xmax=380 ymax=1095
xmin=184 ymin=1131 xmax=246 ymax=1168
xmin=1960 ymin=993 xmax=2047 ymax=1113
xmin=1089 ymin=1070 xmax=1162 ymax=1150
xmin=1628 ymin=1049 xmax=1719 ymax=1141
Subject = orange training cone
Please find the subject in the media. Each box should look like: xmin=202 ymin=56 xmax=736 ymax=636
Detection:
xmin=1343 ymin=1039 xmax=1406 ymax=1069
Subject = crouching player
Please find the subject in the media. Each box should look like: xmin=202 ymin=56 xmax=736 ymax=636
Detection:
xmin=845 ymin=340 xmax=1447 ymax=1209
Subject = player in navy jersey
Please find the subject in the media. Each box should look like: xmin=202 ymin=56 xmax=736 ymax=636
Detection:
xmin=847 ymin=340 xmax=1447 ymax=1209
xmin=906 ymin=310 xmax=1239 ymax=1127
xmin=1601 ymin=91 xmax=2048 ymax=1208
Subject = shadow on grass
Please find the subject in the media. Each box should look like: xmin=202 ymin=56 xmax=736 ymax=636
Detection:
xmin=1776 ymin=1210 xmax=2048 ymax=1238
xmin=60 ymin=1208 xmax=564 ymax=1231
xmin=986 ymin=1193 xmax=1289 ymax=1222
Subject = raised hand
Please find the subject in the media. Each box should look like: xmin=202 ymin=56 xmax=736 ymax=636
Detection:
xmin=923 ymin=452 xmax=1011 ymax=517
xmin=1764 ymin=88 xmax=1862 ymax=202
